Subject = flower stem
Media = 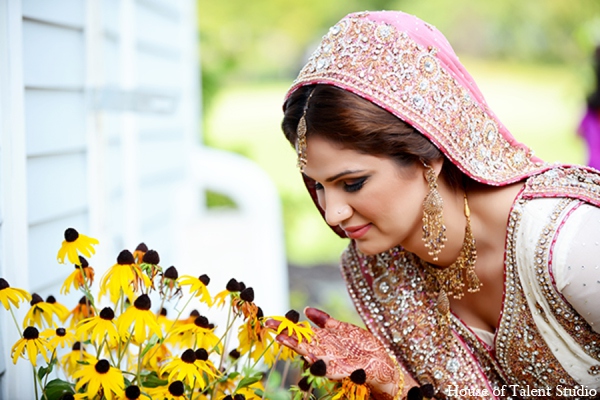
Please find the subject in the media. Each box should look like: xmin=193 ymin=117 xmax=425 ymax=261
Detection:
xmin=8 ymin=307 xmax=23 ymax=336
xmin=261 ymin=346 xmax=283 ymax=400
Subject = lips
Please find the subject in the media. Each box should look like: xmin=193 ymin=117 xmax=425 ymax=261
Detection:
xmin=343 ymin=224 xmax=371 ymax=239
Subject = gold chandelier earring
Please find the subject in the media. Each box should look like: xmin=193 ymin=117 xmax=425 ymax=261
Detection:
xmin=421 ymin=163 xmax=447 ymax=261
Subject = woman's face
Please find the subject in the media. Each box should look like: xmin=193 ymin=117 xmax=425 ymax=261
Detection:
xmin=303 ymin=135 xmax=429 ymax=256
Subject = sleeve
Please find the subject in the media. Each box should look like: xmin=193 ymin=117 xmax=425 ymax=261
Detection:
xmin=553 ymin=202 xmax=600 ymax=334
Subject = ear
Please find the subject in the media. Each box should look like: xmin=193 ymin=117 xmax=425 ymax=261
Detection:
xmin=421 ymin=158 xmax=444 ymax=179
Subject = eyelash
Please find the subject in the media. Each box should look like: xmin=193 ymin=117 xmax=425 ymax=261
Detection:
xmin=313 ymin=178 xmax=367 ymax=193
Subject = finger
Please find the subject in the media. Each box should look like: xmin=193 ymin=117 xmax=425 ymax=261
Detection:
xmin=263 ymin=318 xmax=281 ymax=330
xmin=304 ymin=307 xmax=331 ymax=328
xmin=275 ymin=333 xmax=318 ymax=363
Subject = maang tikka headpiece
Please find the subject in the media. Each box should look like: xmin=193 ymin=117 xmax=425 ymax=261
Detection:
xmin=295 ymin=89 xmax=316 ymax=172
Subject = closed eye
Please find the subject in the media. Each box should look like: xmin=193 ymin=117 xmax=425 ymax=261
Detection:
xmin=344 ymin=177 xmax=367 ymax=193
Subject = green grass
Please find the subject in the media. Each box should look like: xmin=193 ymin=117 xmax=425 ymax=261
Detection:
xmin=204 ymin=60 xmax=588 ymax=266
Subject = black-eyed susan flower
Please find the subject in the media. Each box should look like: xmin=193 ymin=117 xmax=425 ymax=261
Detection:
xmin=57 ymin=228 xmax=99 ymax=264
xmin=160 ymin=348 xmax=217 ymax=389
xmin=178 ymin=274 xmax=213 ymax=306
xmin=233 ymin=287 xmax=259 ymax=320
xmin=237 ymin=308 xmax=276 ymax=366
xmin=304 ymin=359 xmax=330 ymax=390
xmin=77 ymin=306 xmax=120 ymax=347
xmin=40 ymin=326 xmax=77 ymax=351
xmin=116 ymin=294 xmax=162 ymax=345
xmin=267 ymin=310 xmax=314 ymax=344
xmin=133 ymin=242 xmax=148 ymax=264
xmin=11 ymin=326 xmax=52 ymax=366
xmin=100 ymin=250 xmax=151 ymax=304
xmin=159 ymin=266 xmax=182 ymax=300
xmin=140 ymin=340 xmax=171 ymax=371
xmin=117 ymin=385 xmax=152 ymax=400
xmin=213 ymin=278 xmax=241 ymax=308
xmin=61 ymin=341 xmax=96 ymax=378
xmin=332 ymin=369 xmax=370 ymax=400
xmin=61 ymin=256 xmax=95 ymax=295
xmin=146 ymin=380 xmax=187 ymax=400
xmin=66 ymin=296 xmax=96 ymax=327
xmin=0 ymin=278 xmax=31 ymax=310
xmin=45 ymin=295 xmax=70 ymax=323
xmin=72 ymin=359 xmax=124 ymax=400
xmin=168 ymin=315 xmax=220 ymax=352
xmin=22 ymin=293 xmax=59 ymax=329
xmin=139 ymin=249 xmax=161 ymax=282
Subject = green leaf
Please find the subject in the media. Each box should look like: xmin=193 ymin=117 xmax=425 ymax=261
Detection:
xmin=236 ymin=373 xmax=263 ymax=390
xmin=139 ymin=334 xmax=160 ymax=358
xmin=142 ymin=371 xmax=169 ymax=388
xmin=41 ymin=379 xmax=74 ymax=400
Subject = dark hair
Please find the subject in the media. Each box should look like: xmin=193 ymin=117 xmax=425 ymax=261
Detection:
xmin=281 ymin=85 xmax=467 ymax=191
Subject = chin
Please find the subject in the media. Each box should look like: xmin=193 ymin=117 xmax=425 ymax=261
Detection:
xmin=354 ymin=240 xmax=394 ymax=256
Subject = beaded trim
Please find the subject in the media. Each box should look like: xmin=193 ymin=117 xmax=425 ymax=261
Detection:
xmin=287 ymin=13 xmax=549 ymax=185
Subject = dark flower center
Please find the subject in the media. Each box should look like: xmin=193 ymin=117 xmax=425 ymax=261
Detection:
xmin=298 ymin=376 xmax=311 ymax=392
xmin=194 ymin=315 xmax=210 ymax=329
xmin=309 ymin=359 xmax=327 ymax=377
xmin=77 ymin=256 xmax=89 ymax=268
xmin=164 ymin=266 xmax=178 ymax=280
xmin=160 ymin=308 xmax=167 ymax=316
xmin=95 ymin=359 xmax=110 ymax=374
xmin=168 ymin=381 xmax=185 ymax=396
xmin=407 ymin=386 xmax=423 ymax=400
xmin=240 ymin=287 xmax=254 ymax=302
xmin=46 ymin=295 xmax=57 ymax=304
xmin=349 ymin=369 xmax=367 ymax=385
xmin=256 ymin=307 xmax=264 ymax=319
xmin=199 ymin=274 xmax=210 ymax=285
xmin=226 ymin=278 xmax=240 ymax=292
xmin=56 ymin=328 xmax=66 ymax=337
xmin=78 ymin=296 xmax=89 ymax=305
xmin=72 ymin=341 xmax=82 ymax=351
xmin=189 ymin=309 xmax=200 ymax=318
xmin=100 ymin=307 xmax=115 ymax=320
xmin=181 ymin=349 xmax=196 ymax=363
xmin=133 ymin=294 xmax=151 ymax=310
xmin=228 ymin=349 xmax=240 ymax=360
xmin=30 ymin=293 xmax=43 ymax=306
xmin=135 ymin=242 xmax=148 ymax=252
xmin=23 ymin=326 xmax=39 ymax=339
xmin=60 ymin=394 xmax=75 ymax=400
xmin=125 ymin=385 xmax=141 ymax=399
xmin=238 ymin=281 xmax=246 ymax=291
xmin=285 ymin=310 xmax=300 ymax=323
xmin=196 ymin=348 xmax=209 ymax=361
xmin=223 ymin=396 xmax=233 ymax=400
xmin=234 ymin=395 xmax=246 ymax=400
xmin=0 ymin=278 xmax=9 ymax=290
xmin=117 ymin=250 xmax=135 ymax=265
xmin=142 ymin=250 xmax=160 ymax=264
xmin=64 ymin=228 xmax=79 ymax=242
xmin=420 ymin=384 xmax=435 ymax=398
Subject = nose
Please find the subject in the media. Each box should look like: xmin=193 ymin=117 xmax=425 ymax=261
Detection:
xmin=321 ymin=192 xmax=352 ymax=226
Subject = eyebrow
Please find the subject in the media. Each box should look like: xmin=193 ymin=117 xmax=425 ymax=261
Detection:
xmin=304 ymin=169 xmax=366 ymax=183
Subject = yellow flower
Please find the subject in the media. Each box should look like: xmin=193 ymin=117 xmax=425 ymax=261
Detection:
xmin=73 ymin=359 xmax=124 ymax=400
xmin=57 ymin=228 xmax=99 ymax=264
xmin=116 ymin=385 xmax=152 ymax=400
xmin=117 ymin=294 xmax=162 ymax=345
xmin=0 ymin=278 xmax=31 ymax=310
xmin=11 ymin=326 xmax=52 ymax=366
xmin=212 ymin=278 xmax=242 ymax=308
xmin=66 ymin=296 xmax=96 ymax=327
xmin=332 ymin=369 xmax=370 ymax=400
xmin=61 ymin=341 xmax=96 ymax=378
xmin=40 ymin=326 xmax=77 ymax=351
xmin=22 ymin=293 xmax=62 ymax=329
xmin=267 ymin=310 xmax=314 ymax=344
xmin=140 ymin=341 xmax=171 ymax=371
xmin=139 ymin=249 xmax=162 ymax=282
xmin=160 ymin=348 xmax=217 ymax=389
xmin=159 ymin=266 xmax=182 ymax=300
xmin=61 ymin=256 xmax=95 ymax=295
xmin=45 ymin=295 xmax=70 ymax=322
xmin=146 ymin=380 xmax=188 ymax=400
xmin=237 ymin=309 xmax=278 ymax=366
xmin=168 ymin=315 xmax=221 ymax=352
xmin=76 ymin=307 xmax=120 ymax=347
xmin=99 ymin=250 xmax=151 ymax=304
xmin=178 ymin=274 xmax=213 ymax=306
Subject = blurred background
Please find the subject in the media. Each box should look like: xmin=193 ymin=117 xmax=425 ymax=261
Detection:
xmin=1 ymin=0 xmax=600 ymax=397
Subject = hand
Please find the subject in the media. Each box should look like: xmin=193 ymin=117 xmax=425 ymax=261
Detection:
xmin=266 ymin=307 xmax=405 ymax=399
